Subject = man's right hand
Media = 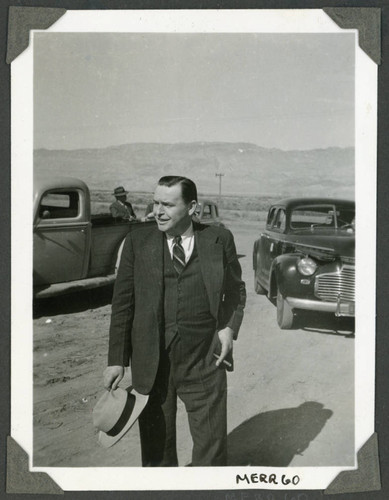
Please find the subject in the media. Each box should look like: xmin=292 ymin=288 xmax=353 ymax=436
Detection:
xmin=103 ymin=365 xmax=124 ymax=391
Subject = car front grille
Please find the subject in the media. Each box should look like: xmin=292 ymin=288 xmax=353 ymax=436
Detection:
xmin=314 ymin=265 xmax=355 ymax=302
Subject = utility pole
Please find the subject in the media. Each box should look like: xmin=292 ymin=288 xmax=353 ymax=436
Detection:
xmin=215 ymin=173 xmax=224 ymax=206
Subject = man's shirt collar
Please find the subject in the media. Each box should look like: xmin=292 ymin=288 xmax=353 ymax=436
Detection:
xmin=166 ymin=223 xmax=195 ymax=263
xmin=166 ymin=222 xmax=194 ymax=242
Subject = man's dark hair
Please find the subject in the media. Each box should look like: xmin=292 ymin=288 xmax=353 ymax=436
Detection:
xmin=158 ymin=176 xmax=198 ymax=203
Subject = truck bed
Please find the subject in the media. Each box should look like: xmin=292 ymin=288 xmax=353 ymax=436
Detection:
xmin=88 ymin=216 xmax=155 ymax=278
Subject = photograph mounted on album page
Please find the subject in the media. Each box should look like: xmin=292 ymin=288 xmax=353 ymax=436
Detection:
xmin=9 ymin=7 xmax=378 ymax=495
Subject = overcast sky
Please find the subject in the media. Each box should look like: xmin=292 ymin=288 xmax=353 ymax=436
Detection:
xmin=33 ymin=32 xmax=355 ymax=151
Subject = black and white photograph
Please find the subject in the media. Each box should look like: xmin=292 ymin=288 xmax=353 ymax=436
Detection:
xmin=10 ymin=9 xmax=377 ymax=493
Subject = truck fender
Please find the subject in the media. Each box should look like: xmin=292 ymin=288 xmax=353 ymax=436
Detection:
xmin=269 ymin=253 xmax=300 ymax=299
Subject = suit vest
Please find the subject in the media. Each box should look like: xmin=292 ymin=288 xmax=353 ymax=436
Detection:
xmin=163 ymin=238 xmax=216 ymax=349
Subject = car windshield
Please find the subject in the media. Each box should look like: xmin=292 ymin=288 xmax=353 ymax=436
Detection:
xmin=290 ymin=205 xmax=355 ymax=231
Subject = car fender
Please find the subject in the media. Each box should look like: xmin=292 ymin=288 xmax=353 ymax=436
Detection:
xmin=269 ymin=253 xmax=301 ymax=299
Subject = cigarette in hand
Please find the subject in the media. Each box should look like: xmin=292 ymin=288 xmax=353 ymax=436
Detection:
xmin=213 ymin=353 xmax=232 ymax=368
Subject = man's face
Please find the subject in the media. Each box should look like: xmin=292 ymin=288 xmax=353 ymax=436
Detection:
xmin=153 ymin=184 xmax=196 ymax=235
xmin=116 ymin=195 xmax=127 ymax=202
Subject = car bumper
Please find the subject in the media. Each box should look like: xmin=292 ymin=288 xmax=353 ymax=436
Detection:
xmin=286 ymin=297 xmax=355 ymax=317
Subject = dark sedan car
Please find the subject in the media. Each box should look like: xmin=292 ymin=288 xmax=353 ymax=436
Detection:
xmin=253 ymin=198 xmax=355 ymax=329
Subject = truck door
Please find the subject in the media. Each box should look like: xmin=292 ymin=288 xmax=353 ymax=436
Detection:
xmin=33 ymin=189 xmax=91 ymax=286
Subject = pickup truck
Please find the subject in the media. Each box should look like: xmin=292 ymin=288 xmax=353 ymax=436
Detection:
xmin=33 ymin=176 xmax=223 ymax=298
xmin=33 ymin=176 xmax=153 ymax=298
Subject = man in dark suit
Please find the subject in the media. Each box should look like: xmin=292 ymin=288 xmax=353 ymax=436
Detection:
xmin=109 ymin=186 xmax=137 ymax=220
xmin=104 ymin=175 xmax=246 ymax=466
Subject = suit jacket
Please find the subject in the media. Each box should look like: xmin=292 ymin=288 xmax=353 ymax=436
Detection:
xmin=110 ymin=200 xmax=136 ymax=219
xmin=108 ymin=221 xmax=246 ymax=394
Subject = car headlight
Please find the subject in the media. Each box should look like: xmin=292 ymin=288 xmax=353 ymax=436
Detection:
xmin=297 ymin=257 xmax=317 ymax=276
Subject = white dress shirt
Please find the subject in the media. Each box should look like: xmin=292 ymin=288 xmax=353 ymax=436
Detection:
xmin=166 ymin=224 xmax=195 ymax=263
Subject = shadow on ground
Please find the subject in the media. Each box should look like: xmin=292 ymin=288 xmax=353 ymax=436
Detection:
xmin=33 ymin=285 xmax=114 ymax=319
xmin=227 ymin=401 xmax=333 ymax=466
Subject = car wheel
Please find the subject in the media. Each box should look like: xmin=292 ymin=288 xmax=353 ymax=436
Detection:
xmin=254 ymin=271 xmax=267 ymax=295
xmin=276 ymin=289 xmax=294 ymax=329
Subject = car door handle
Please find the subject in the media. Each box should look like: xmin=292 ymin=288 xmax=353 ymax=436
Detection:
xmin=270 ymin=242 xmax=275 ymax=252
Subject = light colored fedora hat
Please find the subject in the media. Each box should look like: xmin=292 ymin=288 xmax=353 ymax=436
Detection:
xmin=93 ymin=386 xmax=149 ymax=448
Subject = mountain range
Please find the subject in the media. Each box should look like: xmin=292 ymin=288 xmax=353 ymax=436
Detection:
xmin=34 ymin=142 xmax=355 ymax=199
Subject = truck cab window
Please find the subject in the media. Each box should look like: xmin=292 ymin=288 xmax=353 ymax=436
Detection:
xmin=39 ymin=191 xmax=80 ymax=219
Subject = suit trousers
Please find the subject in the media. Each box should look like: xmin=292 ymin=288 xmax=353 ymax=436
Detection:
xmin=138 ymin=333 xmax=227 ymax=466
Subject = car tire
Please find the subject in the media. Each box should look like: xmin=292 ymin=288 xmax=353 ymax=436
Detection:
xmin=276 ymin=289 xmax=294 ymax=329
xmin=254 ymin=271 xmax=267 ymax=295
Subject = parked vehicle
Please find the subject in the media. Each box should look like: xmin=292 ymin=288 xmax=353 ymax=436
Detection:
xmin=34 ymin=176 xmax=223 ymax=298
xmin=193 ymin=199 xmax=225 ymax=227
xmin=33 ymin=176 xmax=153 ymax=298
xmin=253 ymin=198 xmax=355 ymax=329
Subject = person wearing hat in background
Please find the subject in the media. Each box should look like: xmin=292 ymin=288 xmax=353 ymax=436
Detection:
xmin=110 ymin=186 xmax=137 ymax=221
xmin=103 ymin=175 xmax=246 ymax=467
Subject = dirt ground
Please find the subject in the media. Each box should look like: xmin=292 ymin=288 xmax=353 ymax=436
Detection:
xmin=33 ymin=219 xmax=355 ymax=467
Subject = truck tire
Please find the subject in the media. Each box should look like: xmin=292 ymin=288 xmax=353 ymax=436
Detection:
xmin=254 ymin=271 xmax=267 ymax=295
xmin=276 ymin=289 xmax=294 ymax=329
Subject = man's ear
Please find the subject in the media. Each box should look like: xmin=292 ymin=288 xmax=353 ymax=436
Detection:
xmin=188 ymin=200 xmax=198 ymax=216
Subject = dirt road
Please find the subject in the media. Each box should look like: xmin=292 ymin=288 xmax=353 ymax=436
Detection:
xmin=33 ymin=220 xmax=354 ymax=467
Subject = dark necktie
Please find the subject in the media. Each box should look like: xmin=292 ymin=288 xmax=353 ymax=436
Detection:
xmin=172 ymin=236 xmax=186 ymax=274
